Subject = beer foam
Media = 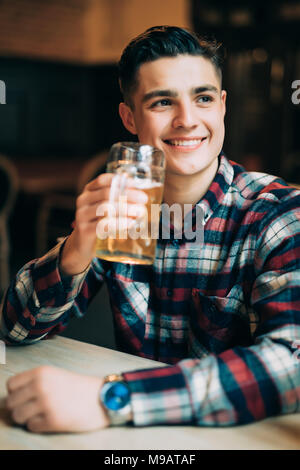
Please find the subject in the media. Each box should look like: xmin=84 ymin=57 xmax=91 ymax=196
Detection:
xmin=131 ymin=178 xmax=162 ymax=189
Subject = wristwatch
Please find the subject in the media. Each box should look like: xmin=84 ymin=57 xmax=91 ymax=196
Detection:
xmin=100 ymin=373 xmax=133 ymax=426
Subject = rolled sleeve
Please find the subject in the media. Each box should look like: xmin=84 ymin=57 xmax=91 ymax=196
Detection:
xmin=123 ymin=365 xmax=194 ymax=426
xmin=32 ymin=239 xmax=90 ymax=309
xmin=1 ymin=239 xmax=91 ymax=344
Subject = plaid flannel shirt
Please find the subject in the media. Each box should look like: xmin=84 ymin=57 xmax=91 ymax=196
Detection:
xmin=1 ymin=153 xmax=300 ymax=426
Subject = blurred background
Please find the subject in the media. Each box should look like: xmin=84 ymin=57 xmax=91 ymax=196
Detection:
xmin=0 ymin=0 xmax=299 ymax=347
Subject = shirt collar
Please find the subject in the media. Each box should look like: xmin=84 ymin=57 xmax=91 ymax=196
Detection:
xmin=196 ymin=151 xmax=234 ymax=224
xmin=158 ymin=152 xmax=235 ymax=243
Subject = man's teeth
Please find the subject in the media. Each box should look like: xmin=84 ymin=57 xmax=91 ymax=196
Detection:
xmin=167 ymin=139 xmax=204 ymax=146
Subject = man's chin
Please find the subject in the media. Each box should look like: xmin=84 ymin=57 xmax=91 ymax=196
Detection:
xmin=165 ymin=154 xmax=219 ymax=178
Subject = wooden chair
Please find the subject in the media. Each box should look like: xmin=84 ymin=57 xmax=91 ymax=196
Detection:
xmin=0 ymin=154 xmax=19 ymax=294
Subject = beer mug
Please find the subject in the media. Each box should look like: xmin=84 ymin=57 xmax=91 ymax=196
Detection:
xmin=95 ymin=142 xmax=165 ymax=265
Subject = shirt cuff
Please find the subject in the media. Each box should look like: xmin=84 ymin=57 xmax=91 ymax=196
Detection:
xmin=32 ymin=238 xmax=89 ymax=307
xmin=123 ymin=364 xmax=194 ymax=426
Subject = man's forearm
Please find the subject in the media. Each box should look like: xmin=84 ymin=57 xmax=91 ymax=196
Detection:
xmin=59 ymin=232 xmax=93 ymax=276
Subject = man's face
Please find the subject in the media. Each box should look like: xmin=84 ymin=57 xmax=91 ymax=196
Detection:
xmin=119 ymin=54 xmax=226 ymax=178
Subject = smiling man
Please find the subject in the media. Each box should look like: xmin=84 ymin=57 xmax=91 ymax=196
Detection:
xmin=119 ymin=54 xmax=226 ymax=209
xmin=1 ymin=26 xmax=300 ymax=433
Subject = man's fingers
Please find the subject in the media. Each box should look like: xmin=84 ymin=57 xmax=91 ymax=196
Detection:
xmin=85 ymin=173 xmax=114 ymax=191
xmin=6 ymin=369 xmax=35 ymax=393
xmin=120 ymin=188 xmax=148 ymax=204
xmin=85 ymin=173 xmax=149 ymax=194
xmin=11 ymin=398 xmax=40 ymax=425
xmin=96 ymin=202 xmax=147 ymax=218
xmin=27 ymin=414 xmax=48 ymax=433
xmin=6 ymin=383 xmax=36 ymax=409
xmin=77 ymin=201 xmax=147 ymax=224
xmin=77 ymin=188 xmax=148 ymax=212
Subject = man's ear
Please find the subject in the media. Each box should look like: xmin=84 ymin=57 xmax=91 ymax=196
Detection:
xmin=119 ymin=102 xmax=137 ymax=135
xmin=221 ymin=90 xmax=227 ymax=117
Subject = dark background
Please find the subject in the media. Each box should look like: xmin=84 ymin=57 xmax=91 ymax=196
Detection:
xmin=192 ymin=0 xmax=300 ymax=179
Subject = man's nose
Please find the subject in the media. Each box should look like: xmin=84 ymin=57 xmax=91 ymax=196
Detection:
xmin=172 ymin=102 xmax=198 ymax=129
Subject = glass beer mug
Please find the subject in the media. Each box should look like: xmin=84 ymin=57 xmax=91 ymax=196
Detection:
xmin=95 ymin=142 xmax=165 ymax=265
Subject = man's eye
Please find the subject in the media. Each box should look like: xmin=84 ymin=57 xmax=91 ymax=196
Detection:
xmin=150 ymin=99 xmax=171 ymax=108
xmin=197 ymin=95 xmax=213 ymax=104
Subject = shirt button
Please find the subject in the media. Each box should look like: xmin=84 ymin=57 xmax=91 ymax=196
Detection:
xmin=167 ymin=289 xmax=172 ymax=297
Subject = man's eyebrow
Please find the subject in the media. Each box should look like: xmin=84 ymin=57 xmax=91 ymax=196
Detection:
xmin=142 ymin=85 xmax=220 ymax=103
xmin=142 ymin=89 xmax=178 ymax=103
xmin=192 ymin=85 xmax=219 ymax=94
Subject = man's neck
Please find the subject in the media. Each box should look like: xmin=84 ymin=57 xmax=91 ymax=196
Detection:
xmin=163 ymin=157 xmax=219 ymax=209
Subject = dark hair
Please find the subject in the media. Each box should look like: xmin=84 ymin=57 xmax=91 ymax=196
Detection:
xmin=118 ymin=25 xmax=224 ymax=107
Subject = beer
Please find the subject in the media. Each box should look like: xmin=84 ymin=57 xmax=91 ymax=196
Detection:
xmin=95 ymin=142 xmax=165 ymax=265
xmin=95 ymin=179 xmax=164 ymax=264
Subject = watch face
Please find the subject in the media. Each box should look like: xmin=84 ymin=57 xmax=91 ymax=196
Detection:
xmin=104 ymin=381 xmax=131 ymax=411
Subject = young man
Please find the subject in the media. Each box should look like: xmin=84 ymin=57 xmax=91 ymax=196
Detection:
xmin=1 ymin=26 xmax=300 ymax=433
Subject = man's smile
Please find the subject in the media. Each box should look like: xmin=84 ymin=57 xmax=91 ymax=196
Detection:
xmin=163 ymin=136 xmax=207 ymax=151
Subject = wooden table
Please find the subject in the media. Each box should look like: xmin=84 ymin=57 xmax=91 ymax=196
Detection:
xmin=0 ymin=336 xmax=299 ymax=450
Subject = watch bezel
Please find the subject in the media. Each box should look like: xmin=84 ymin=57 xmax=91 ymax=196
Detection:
xmin=100 ymin=374 xmax=132 ymax=426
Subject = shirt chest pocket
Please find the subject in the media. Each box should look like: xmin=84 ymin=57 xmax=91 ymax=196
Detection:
xmin=189 ymin=287 xmax=253 ymax=356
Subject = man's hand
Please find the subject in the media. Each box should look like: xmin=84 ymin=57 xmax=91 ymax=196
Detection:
xmin=60 ymin=173 xmax=148 ymax=276
xmin=6 ymin=366 xmax=110 ymax=433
